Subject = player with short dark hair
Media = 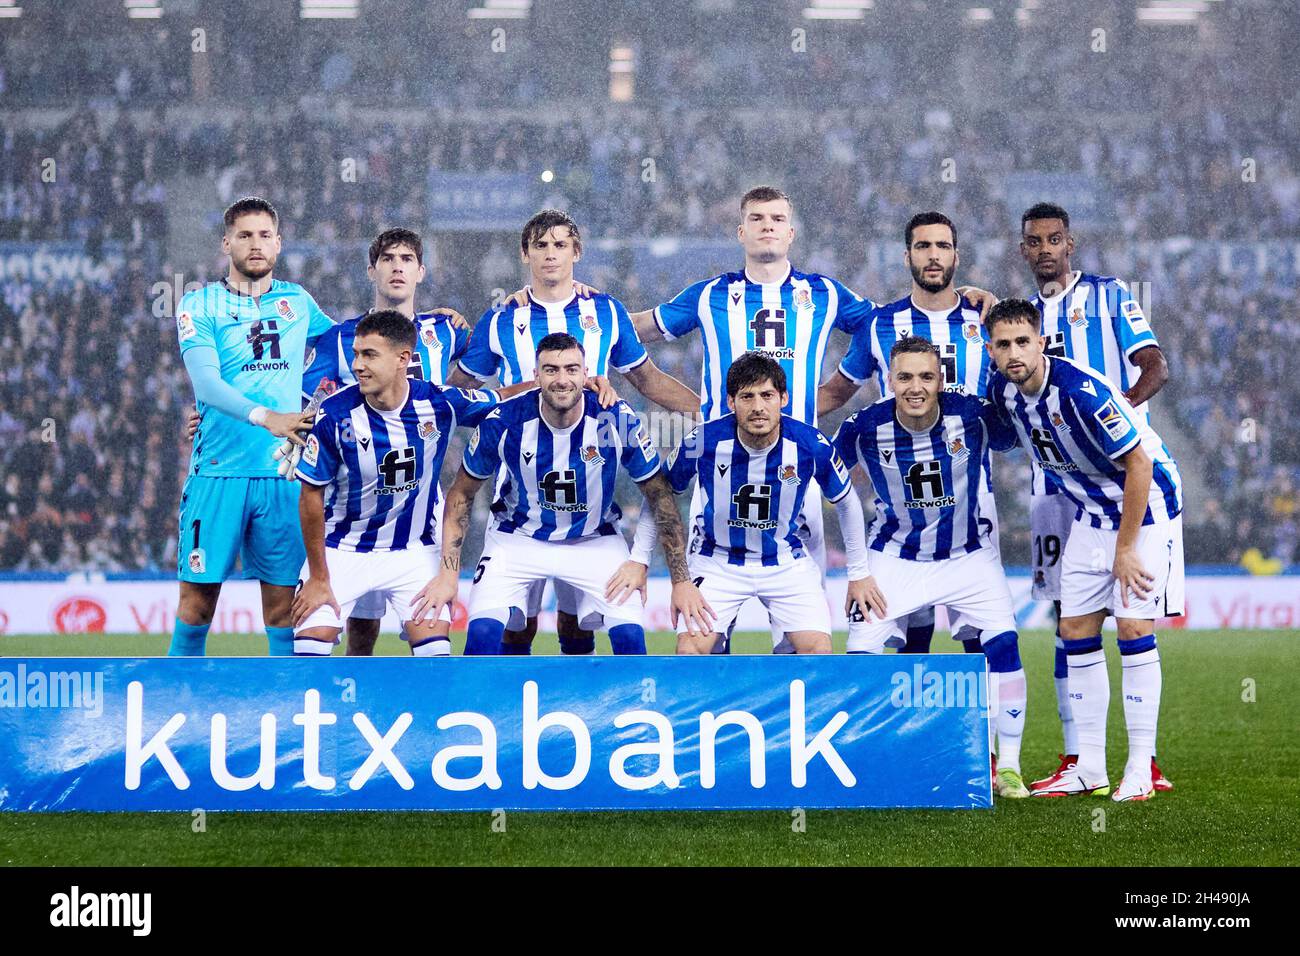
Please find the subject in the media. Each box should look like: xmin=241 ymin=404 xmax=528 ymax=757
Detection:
xmin=169 ymin=197 xmax=334 ymax=657
xmin=1018 ymin=203 xmax=1173 ymax=793
xmin=985 ymin=302 xmax=1184 ymax=801
xmin=417 ymin=334 xmax=713 ymax=653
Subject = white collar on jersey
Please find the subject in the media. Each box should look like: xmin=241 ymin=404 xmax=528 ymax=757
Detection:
xmin=1022 ymin=356 xmax=1052 ymax=401
xmin=525 ymin=284 xmax=579 ymax=308
xmin=1036 ymin=271 xmax=1082 ymax=304
xmin=364 ymin=380 xmax=411 ymax=415
xmin=743 ymin=264 xmax=793 ymax=287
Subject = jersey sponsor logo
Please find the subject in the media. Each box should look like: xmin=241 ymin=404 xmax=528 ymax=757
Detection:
xmin=243 ymin=319 xmax=285 ymax=370
xmin=538 ymin=469 xmax=586 ymax=512
xmin=276 ymin=298 xmax=297 ymax=323
xmin=963 ymin=321 xmax=981 ymax=342
xmin=377 ymin=446 xmax=418 ymax=494
xmin=1068 ymin=308 xmax=1089 ymax=328
xmin=304 ymin=434 xmax=320 ymax=467
xmin=728 ymin=483 xmax=776 ymax=529
xmin=1030 ymin=427 xmax=1078 ymax=471
xmin=903 ymin=460 xmax=956 ymax=508
xmin=749 ymin=309 xmax=794 ymax=359
xmin=1093 ymin=399 xmax=1131 ymax=441
xmin=177 ymin=311 xmax=197 ymax=343
xmin=580 ymin=445 xmax=606 ymax=466
xmin=779 ymin=464 xmax=799 ymax=485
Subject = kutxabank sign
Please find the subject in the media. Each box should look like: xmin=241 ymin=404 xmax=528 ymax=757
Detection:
xmin=0 ymin=658 xmax=991 ymax=811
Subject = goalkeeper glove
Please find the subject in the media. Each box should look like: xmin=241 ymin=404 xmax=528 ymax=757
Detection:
xmin=273 ymin=439 xmax=304 ymax=481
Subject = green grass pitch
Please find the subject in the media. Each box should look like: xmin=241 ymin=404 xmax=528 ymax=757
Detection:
xmin=1 ymin=629 xmax=1296 ymax=866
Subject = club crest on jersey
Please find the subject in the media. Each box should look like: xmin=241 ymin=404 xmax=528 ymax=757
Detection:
xmin=779 ymin=464 xmax=799 ymax=485
xmin=794 ymin=288 xmax=812 ymax=310
xmin=947 ymin=436 xmax=968 ymax=459
xmin=1050 ymin=411 xmax=1070 ymax=432
xmin=276 ymin=299 xmax=297 ymax=323
xmin=418 ymin=420 xmax=438 ymax=440
xmin=1093 ymin=399 xmax=1131 ymax=441
xmin=963 ymin=321 xmax=981 ymax=342
xmin=303 ymin=435 xmax=320 ymax=467
xmin=177 ymin=311 xmax=197 ymax=343
xmin=420 ymin=322 xmax=438 ymax=347
xmin=1068 ymin=308 xmax=1088 ymax=328
xmin=578 ymin=312 xmax=601 ymax=334
xmin=581 ymin=445 xmax=606 ymax=466
xmin=188 ymin=548 xmax=206 ymax=574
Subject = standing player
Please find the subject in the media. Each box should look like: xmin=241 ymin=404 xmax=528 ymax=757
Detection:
xmin=416 ymin=333 xmax=714 ymax=652
xmin=291 ymin=311 xmax=523 ymax=655
xmin=1019 ymin=202 xmax=1173 ymax=791
xmin=301 ymin=227 xmax=469 ymax=657
xmin=832 ymin=337 xmax=1029 ymax=797
xmin=985 ymin=300 xmax=1183 ymax=801
xmin=171 ymin=197 xmax=334 ymax=657
xmin=659 ymin=353 xmax=875 ymax=655
xmin=819 ymin=211 xmax=993 ymax=656
xmin=447 ymin=209 xmax=700 ymax=656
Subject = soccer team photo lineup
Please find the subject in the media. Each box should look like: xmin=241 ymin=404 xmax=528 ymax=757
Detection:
xmin=135 ymin=187 xmax=1179 ymax=804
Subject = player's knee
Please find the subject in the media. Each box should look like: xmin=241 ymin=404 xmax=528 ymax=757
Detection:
xmin=345 ymin=617 xmax=381 ymax=656
xmin=177 ymin=584 xmax=219 ymax=626
xmin=607 ymin=622 xmax=646 ymax=655
xmin=503 ymin=616 xmax=538 ymax=644
xmin=556 ymin=611 xmax=592 ymax=641
xmin=982 ymin=631 xmax=1022 ymax=673
xmin=466 ymin=615 xmax=507 ymax=656
xmin=1116 ymin=619 xmax=1153 ymax=642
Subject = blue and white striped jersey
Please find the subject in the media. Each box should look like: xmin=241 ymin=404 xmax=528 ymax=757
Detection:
xmin=296 ymin=380 xmax=499 ymax=552
xmin=458 ymin=291 xmax=647 ymax=385
xmin=463 ymin=391 xmax=661 ymax=541
xmin=1029 ymin=272 xmax=1160 ymax=496
xmin=986 ymin=356 xmax=1182 ymax=530
xmin=833 ymin=393 xmax=1017 ymax=561
xmin=653 ymin=267 xmax=875 ymax=424
xmin=838 ymin=294 xmax=990 ymax=397
xmin=304 ymin=311 xmax=469 ymax=397
xmin=665 ymin=414 xmax=853 ymax=567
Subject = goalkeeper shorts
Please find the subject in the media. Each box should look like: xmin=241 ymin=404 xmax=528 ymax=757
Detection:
xmin=177 ymin=475 xmax=305 ymax=587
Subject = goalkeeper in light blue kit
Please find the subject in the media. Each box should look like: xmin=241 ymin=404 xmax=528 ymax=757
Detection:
xmin=170 ymin=197 xmax=335 ymax=656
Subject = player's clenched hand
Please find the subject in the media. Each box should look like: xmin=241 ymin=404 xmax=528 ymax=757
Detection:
xmin=293 ymin=576 xmax=340 ymax=629
xmin=429 ymin=307 xmax=469 ymax=331
xmin=1112 ymin=546 xmax=1154 ymax=608
xmin=958 ymin=285 xmax=999 ymax=324
xmin=605 ymin=560 xmax=649 ymax=606
xmin=846 ymin=575 xmax=887 ymax=620
xmin=670 ymin=580 xmax=716 ymax=637
xmin=585 ymin=375 xmax=620 ymax=407
xmin=263 ymin=409 xmax=316 ymax=445
xmin=410 ymin=572 xmax=458 ymax=625
xmin=184 ymin=406 xmax=200 ymax=442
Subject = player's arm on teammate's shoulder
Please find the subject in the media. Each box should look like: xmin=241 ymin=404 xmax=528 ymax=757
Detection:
xmin=292 ymin=482 xmax=340 ymax=627
xmin=622 ymin=356 xmax=701 ymax=415
xmin=502 ymin=281 xmax=600 ymax=308
xmin=957 ymin=285 xmax=999 ymax=323
xmin=1113 ymin=443 xmax=1156 ymax=608
xmin=978 ymin=398 xmax=1020 ymax=452
xmin=427 ymin=306 xmax=469 ymax=331
xmin=411 ymin=465 xmax=485 ymax=624
xmin=1124 ymin=345 xmax=1169 ymax=408
xmin=818 ymin=369 xmax=860 ymax=416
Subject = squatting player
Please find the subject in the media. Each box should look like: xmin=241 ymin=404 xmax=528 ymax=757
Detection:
xmin=985 ymin=300 xmax=1183 ymax=802
xmin=832 ymin=337 xmax=1029 ymax=798
xmin=291 ymin=311 xmax=528 ymax=655
xmin=417 ymin=333 xmax=714 ymax=652
xmin=819 ymin=210 xmax=994 ymax=657
xmin=657 ymin=353 xmax=875 ymax=655
xmin=171 ymin=197 xmax=334 ymax=657
xmin=447 ymin=209 xmax=700 ymax=655
xmin=1019 ymin=202 xmax=1173 ymax=792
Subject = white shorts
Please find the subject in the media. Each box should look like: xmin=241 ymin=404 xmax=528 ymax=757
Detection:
xmin=945 ymin=485 xmax=1000 ymax=639
xmin=1060 ymin=514 xmax=1185 ymax=620
xmin=351 ymin=514 xmax=445 ymax=619
xmin=521 ymin=578 xmax=583 ymax=621
xmin=295 ymin=546 xmax=450 ymax=635
xmin=849 ymin=546 xmax=1016 ymax=653
xmin=681 ymin=552 xmax=830 ymax=637
xmin=470 ymin=526 xmax=642 ymax=632
xmin=1029 ymin=488 xmax=1076 ymax=602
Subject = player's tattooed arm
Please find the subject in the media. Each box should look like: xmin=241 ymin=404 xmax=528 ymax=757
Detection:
xmin=438 ymin=467 xmax=484 ymax=574
xmin=640 ymin=471 xmax=690 ymax=583
xmin=1124 ymin=346 xmax=1169 ymax=408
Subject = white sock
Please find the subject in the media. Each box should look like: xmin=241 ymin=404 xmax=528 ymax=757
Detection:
xmin=1055 ymin=635 xmax=1078 ymax=754
xmin=1121 ymin=644 xmax=1162 ymax=784
xmin=995 ymin=668 xmax=1027 ymax=773
xmin=293 ymin=637 xmax=335 ymax=656
xmin=1067 ymin=647 xmax=1110 ymax=779
xmin=411 ymin=637 xmax=451 ymax=657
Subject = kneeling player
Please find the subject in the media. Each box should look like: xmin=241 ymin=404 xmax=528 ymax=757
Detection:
xmin=832 ymin=336 xmax=1030 ymax=797
xmin=415 ymin=333 xmax=712 ymax=653
xmin=657 ymin=352 xmax=874 ymax=654
xmin=986 ymin=300 xmax=1184 ymax=801
xmin=290 ymin=310 xmax=508 ymax=655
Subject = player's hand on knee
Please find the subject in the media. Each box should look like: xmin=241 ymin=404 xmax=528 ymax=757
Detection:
xmin=293 ymin=576 xmax=340 ymax=628
xmin=1112 ymin=546 xmax=1154 ymax=608
xmin=605 ymin=560 xmax=649 ymax=605
xmin=846 ymin=575 xmax=887 ymax=620
xmin=263 ymin=409 xmax=316 ymax=445
xmin=958 ymin=285 xmax=999 ymax=323
xmin=410 ymin=573 xmax=457 ymax=625
xmin=585 ymin=375 xmax=619 ymax=407
xmin=429 ymin=306 xmax=469 ymax=331
xmin=670 ymin=580 xmax=716 ymax=636
xmin=184 ymin=406 xmax=200 ymax=441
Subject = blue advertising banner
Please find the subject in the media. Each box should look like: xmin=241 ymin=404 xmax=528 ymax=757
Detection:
xmin=426 ymin=171 xmax=538 ymax=231
xmin=0 ymin=657 xmax=991 ymax=811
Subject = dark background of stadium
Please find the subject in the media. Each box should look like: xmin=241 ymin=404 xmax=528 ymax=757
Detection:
xmin=1 ymin=0 xmax=1297 ymax=578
